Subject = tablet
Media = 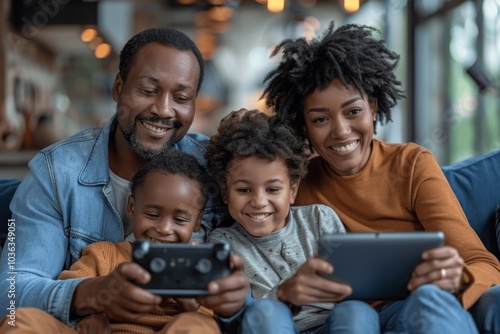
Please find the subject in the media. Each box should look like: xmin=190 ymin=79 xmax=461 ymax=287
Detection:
xmin=317 ymin=231 xmax=445 ymax=300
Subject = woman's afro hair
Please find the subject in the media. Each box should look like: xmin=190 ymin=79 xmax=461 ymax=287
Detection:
xmin=262 ymin=21 xmax=405 ymax=139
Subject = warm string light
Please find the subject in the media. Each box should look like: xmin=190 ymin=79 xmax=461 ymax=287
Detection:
xmin=80 ymin=28 xmax=97 ymax=42
xmin=80 ymin=27 xmax=112 ymax=59
xmin=95 ymin=43 xmax=111 ymax=59
xmin=344 ymin=0 xmax=360 ymax=13
xmin=267 ymin=0 xmax=284 ymax=13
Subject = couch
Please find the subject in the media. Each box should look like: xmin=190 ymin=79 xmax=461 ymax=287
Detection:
xmin=1 ymin=150 xmax=500 ymax=258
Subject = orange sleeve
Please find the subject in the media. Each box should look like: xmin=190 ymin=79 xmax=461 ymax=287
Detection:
xmin=411 ymin=151 xmax=500 ymax=308
xmin=58 ymin=242 xmax=126 ymax=279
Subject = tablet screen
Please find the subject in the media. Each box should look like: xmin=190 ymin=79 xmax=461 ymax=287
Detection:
xmin=317 ymin=231 xmax=445 ymax=300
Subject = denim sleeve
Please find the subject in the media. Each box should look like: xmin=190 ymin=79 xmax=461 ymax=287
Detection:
xmin=0 ymin=152 xmax=80 ymax=324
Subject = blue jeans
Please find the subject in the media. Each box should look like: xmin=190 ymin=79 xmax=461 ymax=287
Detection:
xmin=241 ymin=285 xmax=500 ymax=334
xmin=242 ymin=299 xmax=297 ymax=334
xmin=329 ymin=284 xmax=479 ymax=334
xmin=469 ymin=284 xmax=500 ymax=334
xmin=241 ymin=299 xmax=355 ymax=334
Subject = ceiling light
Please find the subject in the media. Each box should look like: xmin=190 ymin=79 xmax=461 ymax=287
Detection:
xmin=267 ymin=0 xmax=284 ymax=13
xmin=344 ymin=0 xmax=360 ymax=13
xmin=95 ymin=43 xmax=111 ymax=58
xmin=81 ymin=28 xmax=97 ymax=42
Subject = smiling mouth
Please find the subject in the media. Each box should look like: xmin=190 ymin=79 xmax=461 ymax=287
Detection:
xmin=141 ymin=121 xmax=170 ymax=134
xmin=145 ymin=235 xmax=171 ymax=244
xmin=329 ymin=140 xmax=359 ymax=153
xmin=246 ymin=213 xmax=272 ymax=221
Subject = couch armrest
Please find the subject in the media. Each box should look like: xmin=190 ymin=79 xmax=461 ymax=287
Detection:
xmin=442 ymin=150 xmax=500 ymax=259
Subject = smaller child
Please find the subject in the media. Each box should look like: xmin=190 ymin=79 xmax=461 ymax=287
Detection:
xmin=61 ymin=149 xmax=220 ymax=334
xmin=8 ymin=150 xmax=247 ymax=334
xmin=206 ymin=110 xmax=347 ymax=334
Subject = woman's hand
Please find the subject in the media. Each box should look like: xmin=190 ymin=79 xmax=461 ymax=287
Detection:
xmin=196 ymin=254 xmax=249 ymax=318
xmin=278 ymin=257 xmax=352 ymax=306
xmin=407 ymin=246 xmax=465 ymax=293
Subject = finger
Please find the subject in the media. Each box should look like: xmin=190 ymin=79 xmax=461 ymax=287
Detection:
xmin=229 ymin=254 xmax=245 ymax=272
xmin=125 ymin=285 xmax=163 ymax=306
xmin=197 ymin=288 xmax=246 ymax=315
xmin=279 ymin=274 xmax=351 ymax=305
xmin=408 ymin=266 xmax=462 ymax=291
xmin=207 ymin=271 xmax=248 ymax=295
xmin=105 ymin=306 xmax=147 ymax=323
xmin=116 ymin=262 xmax=151 ymax=284
xmin=298 ymin=257 xmax=333 ymax=275
xmin=422 ymin=246 xmax=459 ymax=261
xmin=284 ymin=284 xmax=350 ymax=304
xmin=295 ymin=275 xmax=352 ymax=298
xmin=413 ymin=256 xmax=464 ymax=278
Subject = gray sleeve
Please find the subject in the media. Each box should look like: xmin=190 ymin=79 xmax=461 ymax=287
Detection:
xmin=317 ymin=205 xmax=346 ymax=235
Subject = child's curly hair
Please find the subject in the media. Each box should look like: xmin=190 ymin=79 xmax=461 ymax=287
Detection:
xmin=206 ymin=109 xmax=309 ymax=187
xmin=262 ymin=21 xmax=405 ymax=139
xmin=131 ymin=149 xmax=210 ymax=208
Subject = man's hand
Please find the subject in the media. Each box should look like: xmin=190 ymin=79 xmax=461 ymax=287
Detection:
xmin=72 ymin=262 xmax=161 ymax=322
xmin=173 ymin=298 xmax=200 ymax=312
xmin=278 ymin=257 xmax=352 ymax=305
xmin=408 ymin=246 xmax=465 ymax=293
xmin=76 ymin=313 xmax=110 ymax=334
xmin=197 ymin=254 xmax=249 ymax=318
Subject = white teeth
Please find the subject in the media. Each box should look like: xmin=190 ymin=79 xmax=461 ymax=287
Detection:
xmin=142 ymin=121 xmax=167 ymax=133
xmin=331 ymin=141 xmax=358 ymax=152
xmin=248 ymin=213 xmax=271 ymax=220
xmin=146 ymin=236 xmax=161 ymax=243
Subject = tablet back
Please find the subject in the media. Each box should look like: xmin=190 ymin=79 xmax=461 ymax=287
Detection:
xmin=317 ymin=231 xmax=445 ymax=301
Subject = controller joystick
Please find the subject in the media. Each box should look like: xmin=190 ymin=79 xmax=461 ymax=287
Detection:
xmin=150 ymin=257 xmax=166 ymax=273
xmin=133 ymin=240 xmax=150 ymax=260
xmin=213 ymin=242 xmax=231 ymax=262
xmin=194 ymin=258 xmax=212 ymax=274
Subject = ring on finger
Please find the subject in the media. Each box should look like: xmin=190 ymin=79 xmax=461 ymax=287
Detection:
xmin=441 ymin=268 xmax=447 ymax=279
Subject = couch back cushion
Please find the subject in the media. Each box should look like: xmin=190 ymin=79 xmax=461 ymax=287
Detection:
xmin=442 ymin=150 xmax=500 ymax=259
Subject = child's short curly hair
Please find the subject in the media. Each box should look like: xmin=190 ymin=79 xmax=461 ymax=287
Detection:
xmin=206 ymin=109 xmax=308 ymax=187
xmin=131 ymin=149 xmax=209 ymax=208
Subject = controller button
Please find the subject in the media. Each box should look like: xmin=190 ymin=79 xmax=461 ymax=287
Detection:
xmin=195 ymin=258 xmax=212 ymax=274
xmin=150 ymin=257 xmax=166 ymax=273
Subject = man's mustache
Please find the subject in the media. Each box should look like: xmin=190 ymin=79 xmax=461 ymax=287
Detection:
xmin=139 ymin=116 xmax=181 ymax=129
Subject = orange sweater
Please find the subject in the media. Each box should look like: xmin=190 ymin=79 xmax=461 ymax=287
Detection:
xmin=295 ymin=139 xmax=500 ymax=309
xmin=59 ymin=241 xmax=214 ymax=333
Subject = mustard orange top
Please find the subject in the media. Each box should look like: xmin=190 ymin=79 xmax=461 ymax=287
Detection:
xmin=295 ymin=139 xmax=500 ymax=309
xmin=59 ymin=241 xmax=214 ymax=333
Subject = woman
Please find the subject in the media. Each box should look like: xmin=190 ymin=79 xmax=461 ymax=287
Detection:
xmin=261 ymin=22 xmax=500 ymax=333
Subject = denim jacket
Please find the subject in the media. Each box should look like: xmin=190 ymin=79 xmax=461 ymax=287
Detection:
xmin=0 ymin=116 xmax=229 ymax=324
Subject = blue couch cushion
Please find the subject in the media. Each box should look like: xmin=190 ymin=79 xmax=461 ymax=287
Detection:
xmin=496 ymin=205 xmax=500 ymax=256
xmin=0 ymin=178 xmax=22 ymax=248
xmin=442 ymin=150 xmax=500 ymax=259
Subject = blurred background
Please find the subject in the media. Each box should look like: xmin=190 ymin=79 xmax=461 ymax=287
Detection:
xmin=0 ymin=0 xmax=499 ymax=178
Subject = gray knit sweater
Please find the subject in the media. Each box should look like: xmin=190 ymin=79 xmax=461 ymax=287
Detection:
xmin=207 ymin=204 xmax=346 ymax=331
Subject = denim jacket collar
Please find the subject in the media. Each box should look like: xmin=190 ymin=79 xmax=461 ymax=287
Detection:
xmin=79 ymin=116 xmax=115 ymax=186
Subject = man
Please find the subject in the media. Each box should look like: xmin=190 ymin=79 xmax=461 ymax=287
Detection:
xmin=0 ymin=27 xmax=246 ymax=327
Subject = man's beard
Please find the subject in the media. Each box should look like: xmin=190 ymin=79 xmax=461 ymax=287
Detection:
xmin=120 ymin=118 xmax=180 ymax=159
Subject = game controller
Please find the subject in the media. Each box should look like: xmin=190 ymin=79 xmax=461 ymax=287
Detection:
xmin=132 ymin=240 xmax=232 ymax=297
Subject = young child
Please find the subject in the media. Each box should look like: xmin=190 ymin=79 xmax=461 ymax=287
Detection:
xmin=7 ymin=150 xmax=247 ymax=334
xmin=63 ymin=149 xmax=218 ymax=333
xmin=206 ymin=110 xmax=347 ymax=334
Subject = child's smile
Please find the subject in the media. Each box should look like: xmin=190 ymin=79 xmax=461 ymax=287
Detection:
xmin=222 ymin=156 xmax=298 ymax=237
